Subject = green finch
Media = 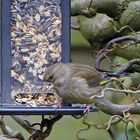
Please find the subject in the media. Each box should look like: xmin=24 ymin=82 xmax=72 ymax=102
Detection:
xmin=43 ymin=63 xmax=104 ymax=104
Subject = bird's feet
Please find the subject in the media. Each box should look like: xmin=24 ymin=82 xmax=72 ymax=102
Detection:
xmin=52 ymin=98 xmax=71 ymax=109
xmin=83 ymin=105 xmax=92 ymax=114
xmin=83 ymin=105 xmax=98 ymax=114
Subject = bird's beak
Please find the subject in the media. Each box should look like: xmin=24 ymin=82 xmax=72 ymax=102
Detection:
xmin=46 ymin=84 xmax=54 ymax=93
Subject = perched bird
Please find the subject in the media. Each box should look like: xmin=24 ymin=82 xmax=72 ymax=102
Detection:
xmin=43 ymin=63 xmax=104 ymax=105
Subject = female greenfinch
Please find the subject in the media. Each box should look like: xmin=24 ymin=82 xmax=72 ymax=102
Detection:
xmin=43 ymin=63 xmax=105 ymax=105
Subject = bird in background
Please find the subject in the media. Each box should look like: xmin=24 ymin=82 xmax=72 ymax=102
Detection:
xmin=43 ymin=63 xmax=105 ymax=105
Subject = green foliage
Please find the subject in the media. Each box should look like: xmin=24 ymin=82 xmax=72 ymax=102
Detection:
xmin=77 ymin=14 xmax=119 ymax=47
xmin=120 ymin=1 xmax=140 ymax=31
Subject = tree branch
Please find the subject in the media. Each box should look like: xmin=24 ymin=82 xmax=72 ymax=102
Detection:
xmin=0 ymin=116 xmax=25 ymax=140
xmin=88 ymin=86 xmax=140 ymax=115
xmin=71 ymin=23 xmax=80 ymax=30
xmin=28 ymin=115 xmax=63 ymax=140
xmin=11 ymin=115 xmax=35 ymax=134
xmin=95 ymin=97 xmax=140 ymax=115
xmin=95 ymin=35 xmax=140 ymax=74
xmin=105 ymin=35 xmax=140 ymax=49
xmin=106 ymin=115 xmax=140 ymax=139
xmin=117 ymin=59 xmax=140 ymax=74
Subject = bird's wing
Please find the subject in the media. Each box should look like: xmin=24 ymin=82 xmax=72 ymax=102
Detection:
xmin=66 ymin=76 xmax=94 ymax=104
xmin=67 ymin=63 xmax=103 ymax=87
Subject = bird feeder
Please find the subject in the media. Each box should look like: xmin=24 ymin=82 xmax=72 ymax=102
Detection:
xmin=0 ymin=0 xmax=97 ymax=115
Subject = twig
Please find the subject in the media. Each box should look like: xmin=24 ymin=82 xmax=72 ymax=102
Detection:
xmin=87 ymin=0 xmax=96 ymax=16
xmin=91 ymin=87 xmax=140 ymax=100
xmin=0 ymin=116 xmax=25 ymax=140
xmin=110 ymin=20 xmax=137 ymax=33
xmin=106 ymin=115 xmax=125 ymax=130
xmin=117 ymin=59 xmax=140 ymax=74
xmin=94 ymin=96 xmax=140 ymax=115
xmin=76 ymin=114 xmax=119 ymax=140
xmin=127 ymin=120 xmax=140 ymax=138
xmin=125 ymin=119 xmax=140 ymax=140
xmin=76 ymin=116 xmax=90 ymax=140
xmin=125 ymin=121 xmax=130 ymax=140
xmin=95 ymin=35 xmax=140 ymax=74
xmin=24 ymin=120 xmax=40 ymax=131
xmin=11 ymin=116 xmax=35 ymax=134
xmin=95 ymin=51 xmax=109 ymax=72
xmin=119 ymin=41 xmax=135 ymax=49
xmin=71 ymin=23 xmax=80 ymax=30
xmin=28 ymin=115 xmax=63 ymax=140
xmin=106 ymin=115 xmax=130 ymax=139
xmin=107 ymin=128 xmax=116 ymax=140
xmin=78 ymin=0 xmax=96 ymax=18
xmin=106 ymin=114 xmax=140 ymax=140
xmin=105 ymin=36 xmax=140 ymax=49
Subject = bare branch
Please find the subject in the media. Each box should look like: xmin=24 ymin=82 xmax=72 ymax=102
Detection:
xmin=127 ymin=120 xmax=140 ymax=138
xmin=76 ymin=116 xmax=90 ymax=140
xmin=71 ymin=23 xmax=80 ymax=30
xmin=91 ymin=88 xmax=140 ymax=99
xmin=76 ymin=114 xmax=118 ymax=140
xmin=28 ymin=115 xmax=63 ymax=140
xmin=90 ymin=86 xmax=140 ymax=115
xmin=95 ymin=35 xmax=140 ymax=74
xmin=106 ymin=36 xmax=140 ymax=49
xmin=0 ymin=116 xmax=25 ymax=140
xmin=125 ymin=121 xmax=130 ymax=140
xmin=11 ymin=116 xmax=35 ymax=134
xmin=106 ymin=115 xmax=140 ymax=140
xmin=110 ymin=20 xmax=137 ymax=33
xmin=95 ymin=97 xmax=140 ymax=115
xmin=106 ymin=115 xmax=126 ymax=130
xmin=107 ymin=128 xmax=116 ymax=140
xmin=117 ymin=59 xmax=140 ymax=74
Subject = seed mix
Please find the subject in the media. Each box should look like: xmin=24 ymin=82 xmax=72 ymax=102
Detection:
xmin=11 ymin=0 xmax=62 ymax=106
